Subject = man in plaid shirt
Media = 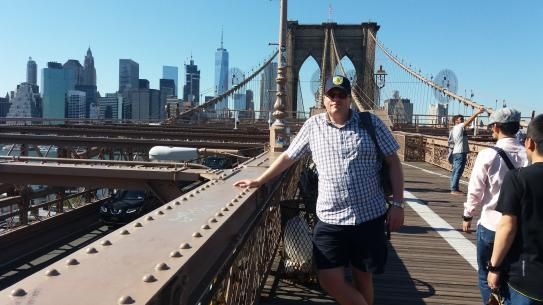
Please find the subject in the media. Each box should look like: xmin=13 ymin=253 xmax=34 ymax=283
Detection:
xmin=235 ymin=75 xmax=404 ymax=305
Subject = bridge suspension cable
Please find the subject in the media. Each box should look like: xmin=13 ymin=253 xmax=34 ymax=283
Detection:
xmin=172 ymin=50 xmax=279 ymax=121
xmin=368 ymin=31 xmax=492 ymax=115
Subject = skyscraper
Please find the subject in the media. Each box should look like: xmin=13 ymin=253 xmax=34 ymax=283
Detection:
xmin=162 ymin=66 xmax=178 ymax=96
xmin=66 ymin=90 xmax=87 ymax=118
xmin=119 ymin=59 xmax=139 ymax=92
xmin=384 ymin=91 xmax=413 ymax=124
xmin=214 ymin=30 xmax=229 ymax=110
xmin=83 ymin=47 xmax=96 ymax=86
xmin=5 ymin=83 xmax=41 ymax=123
xmin=63 ymin=59 xmax=83 ymax=90
xmin=259 ymin=62 xmax=277 ymax=118
xmin=42 ymin=62 xmax=66 ymax=119
xmin=183 ymin=58 xmax=200 ymax=106
xmin=26 ymin=57 xmax=37 ymax=85
xmin=159 ymin=79 xmax=176 ymax=119
xmin=98 ymin=93 xmax=123 ymax=120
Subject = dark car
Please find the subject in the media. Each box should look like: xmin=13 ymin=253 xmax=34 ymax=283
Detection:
xmin=99 ymin=190 xmax=159 ymax=225
xmin=202 ymin=156 xmax=237 ymax=169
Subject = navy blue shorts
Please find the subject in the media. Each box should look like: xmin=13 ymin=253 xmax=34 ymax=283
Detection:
xmin=312 ymin=215 xmax=388 ymax=273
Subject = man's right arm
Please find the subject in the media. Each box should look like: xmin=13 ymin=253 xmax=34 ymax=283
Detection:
xmin=233 ymin=152 xmax=296 ymax=187
xmin=463 ymin=106 xmax=486 ymax=128
xmin=462 ymin=151 xmax=489 ymax=232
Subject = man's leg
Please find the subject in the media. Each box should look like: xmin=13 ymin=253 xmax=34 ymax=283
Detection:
xmin=450 ymin=153 xmax=461 ymax=191
xmin=508 ymin=285 xmax=543 ymax=305
xmin=318 ymin=267 xmax=368 ymax=305
xmin=476 ymin=224 xmax=495 ymax=304
xmin=352 ymin=267 xmax=374 ymax=305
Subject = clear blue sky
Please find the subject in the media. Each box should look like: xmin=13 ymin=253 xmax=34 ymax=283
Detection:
xmin=1 ymin=0 xmax=541 ymax=116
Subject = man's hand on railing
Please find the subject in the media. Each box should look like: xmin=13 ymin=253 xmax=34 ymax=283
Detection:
xmin=233 ymin=179 xmax=262 ymax=188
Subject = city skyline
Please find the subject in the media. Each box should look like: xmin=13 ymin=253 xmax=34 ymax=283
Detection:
xmin=0 ymin=0 xmax=541 ymax=116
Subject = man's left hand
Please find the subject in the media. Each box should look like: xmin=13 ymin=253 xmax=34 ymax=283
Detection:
xmin=487 ymin=271 xmax=501 ymax=289
xmin=387 ymin=206 xmax=404 ymax=231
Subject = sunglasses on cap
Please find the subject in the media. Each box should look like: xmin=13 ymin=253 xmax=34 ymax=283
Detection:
xmin=326 ymin=91 xmax=348 ymax=99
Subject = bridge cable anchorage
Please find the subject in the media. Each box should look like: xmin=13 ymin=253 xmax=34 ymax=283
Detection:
xmin=173 ymin=51 xmax=279 ymax=123
xmin=366 ymin=31 xmax=516 ymax=126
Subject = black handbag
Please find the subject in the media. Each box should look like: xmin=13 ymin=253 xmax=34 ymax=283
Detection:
xmin=358 ymin=112 xmax=393 ymax=197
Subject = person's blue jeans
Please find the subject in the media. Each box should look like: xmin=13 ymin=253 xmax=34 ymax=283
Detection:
xmin=450 ymin=152 xmax=467 ymax=191
xmin=477 ymin=224 xmax=495 ymax=304
xmin=504 ymin=285 xmax=543 ymax=305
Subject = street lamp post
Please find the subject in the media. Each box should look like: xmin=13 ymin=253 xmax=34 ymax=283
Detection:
xmin=374 ymin=65 xmax=387 ymax=108
xmin=270 ymin=0 xmax=289 ymax=152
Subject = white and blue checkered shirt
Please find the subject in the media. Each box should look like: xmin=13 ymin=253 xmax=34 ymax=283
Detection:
xmin=285 ymin=111 xmax=400 ymax=225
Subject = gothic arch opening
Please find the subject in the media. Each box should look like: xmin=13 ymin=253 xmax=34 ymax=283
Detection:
xmin=298 ymin=55 xmax=320 ymax=114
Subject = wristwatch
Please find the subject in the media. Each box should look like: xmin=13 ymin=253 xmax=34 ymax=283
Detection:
xmin=463 ymin=215 xmax=473 ymax=221
xmin=390 ymin=200 xmax=405 ymax=209
xmin=487 ymin=261 xmax=501 ymax=273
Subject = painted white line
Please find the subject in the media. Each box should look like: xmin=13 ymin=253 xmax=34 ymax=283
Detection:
xmin=404 ymin=190 xmax=477 ymax=270
xmin=402 ymin=162 xmax=469 ymax=186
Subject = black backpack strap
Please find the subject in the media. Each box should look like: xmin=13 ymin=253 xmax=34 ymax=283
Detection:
xmin=490 ymin=147 xmax=516 ymax=170
xmin=358 ymin=112 xmax=384 ymax=158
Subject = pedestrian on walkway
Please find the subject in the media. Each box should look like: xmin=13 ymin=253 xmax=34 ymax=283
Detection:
xmin=234 ymin=75 xmax=404 ymax=305
xmin=448 ymin=107 xmax=486 ymax=195
xmin=487 ymin=114 xmax=543 ymax=305
xmin=461 ymin=108 xmax=528 ymax=304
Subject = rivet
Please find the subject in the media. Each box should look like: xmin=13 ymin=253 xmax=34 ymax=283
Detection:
xmin=175 ymin=201 xmax=181 ymax=205
xmin=210 ymin=182 xmax=215 ymax=185
xmin=146 ymin=216 xmax=154 ymax=221
xmin=134 ymin=222 xmax=143 ymax=227
xmin=182 ymin=197 xmax=188 ymax=201
xmin=142 ymin=274 xmax=157 ymax=283
xmin=237 ymin=195 xmax=243 ymax=199
xmin=192 ymin=232 xmax=202 ymax=238
xmin=45 ymin=269 xmax=60 ymax=276
xmin=66 ymin=258 xmax=80 ymax=266
xmin=189 ymin=193 xmax=194 ymax=197
xmin=170 ymin=251 xmax=182 ymax=258
xmin=200 ymin=187 xmax=206 ymax=191
xmin=10 ymin=288 xmax=26 ymax=297
xmin=228 ymin=202 xmax=234 ymax=207
xmin=101 ymin=240 xmax=112 ymax=246
xmin=221 ymin=207 xmax=229 ymax=212
xmin=155 ymin=263 xmax=170 ymax=271
xmin=118 ymin=295 xmax=135 ymax=304
xmin=180 ymin=243 xmax=191 ymax=249
xmin=166 ymin=205 xmax=172 ymax=210
xmin=241 ymin=191 xmax=247 ymax=195
xmin=209 ymin=218 xmax=218 ymax=223
xmin=205 ymin=184 xmax=210 ymax=188
xmin=215 ymin=212 xmax=224 ymax=217
xmin=233 ymin=198 xmax=239 ymax=203
xmin=120 ymin=229 xmax=130 ymax=235
xmin=245 ymin=187 xmax=251 ymax=192
xmin=201 ymin=224 xmax=211 ymax=230
xmin=86 ymin=247 xmax=98 ymax=254
xmin=156 ymin=210 xmax=164 ymax=215
xmin=195 ymin=190 xmax=200 ymax=194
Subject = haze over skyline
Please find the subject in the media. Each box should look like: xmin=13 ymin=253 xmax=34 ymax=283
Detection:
xmin=1 ymin=0 xmax=541 ymax=116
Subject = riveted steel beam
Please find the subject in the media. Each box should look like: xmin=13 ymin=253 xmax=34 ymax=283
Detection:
xmin=0 ymin=152 xmax=283 ymax=305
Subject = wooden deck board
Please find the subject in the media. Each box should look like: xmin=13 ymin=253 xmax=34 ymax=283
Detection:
xmin=260 ymin=162 xmax=483 ymax=305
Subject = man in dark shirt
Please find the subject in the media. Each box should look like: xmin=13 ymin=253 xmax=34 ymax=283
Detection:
xmin=488 ymin=114 xmax=543 ymax=304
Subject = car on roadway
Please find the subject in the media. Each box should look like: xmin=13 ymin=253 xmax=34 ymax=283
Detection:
xmin=99 ymin=190 xmax=159 ymax=225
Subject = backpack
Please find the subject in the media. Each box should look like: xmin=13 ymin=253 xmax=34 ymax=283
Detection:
xmin=490 ymin=147 xmax=516 ymax=170
xmin=358 ymin=112 xmax=393 ymax=197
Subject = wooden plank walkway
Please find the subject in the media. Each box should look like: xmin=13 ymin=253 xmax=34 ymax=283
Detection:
xmin=261 ymin=162 xmax=483 ymax=305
